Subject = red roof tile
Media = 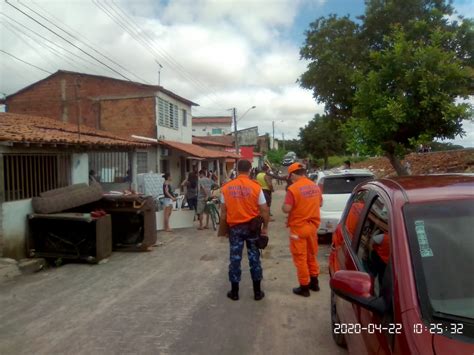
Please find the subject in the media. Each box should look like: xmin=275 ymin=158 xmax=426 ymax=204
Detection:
xmin=160 ymin=140 xmax=239 ymax=159
xmin=192 ymin=136 xmax=233 ymax=147
xmin=0 ymin=112 xmax=148 ymax=148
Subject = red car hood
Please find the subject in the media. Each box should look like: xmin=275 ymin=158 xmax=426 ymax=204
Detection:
xmin=433 ymin=334 xmax=474 ymax=355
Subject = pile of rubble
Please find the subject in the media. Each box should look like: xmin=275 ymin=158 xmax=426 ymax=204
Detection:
xmin=353 ymin=149 xmax=474 ymax=178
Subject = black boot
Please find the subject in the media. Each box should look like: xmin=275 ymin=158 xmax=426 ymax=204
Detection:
xmin=310 ymin=276 xmax=320 ymax=291
xmin=227 ymin=282 xmax=239 ymax=301
xmin=293 ymin=284 xmax=310 ymax=297
xmin=253 ymin=280 xmax=265 ymax=301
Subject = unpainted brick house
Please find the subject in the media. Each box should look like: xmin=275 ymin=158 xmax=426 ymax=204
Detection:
xmin=3 ymin=70 xmax=238 ymax=185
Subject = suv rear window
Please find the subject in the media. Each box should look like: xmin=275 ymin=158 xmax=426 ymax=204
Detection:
xmin=321 ymin=175 xmax=373 ymax=194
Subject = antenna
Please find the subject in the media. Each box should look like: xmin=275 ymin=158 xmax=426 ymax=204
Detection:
xmin=155 ymin=60 xmax=163 ymax=85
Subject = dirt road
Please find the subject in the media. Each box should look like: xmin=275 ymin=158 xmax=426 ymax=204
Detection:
xmin=0 ymin=187 xmax=346 ymax=355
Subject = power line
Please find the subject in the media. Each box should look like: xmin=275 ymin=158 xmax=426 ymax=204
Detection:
xmin=108 ymin=0 xmax=227 ymax=107
xmin=5 ymin=0 xmax=133 ymax=82
xmin=0 ymin=49 xmax=52 ymax=74
xmin=96 ymin=0 xmax=225 ymax=108
xmin=18 ymin=0 xmax=147 ymax=83
xmin=0 ymin=17 xmax=91 ymax=73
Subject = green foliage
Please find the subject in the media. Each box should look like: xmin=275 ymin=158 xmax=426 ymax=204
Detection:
xmin=430 ymin=141 xmax=465 ymax=151
xmin=299 ymin=114 xmax=346 ymax=167
xmin=284 ymin=139 xmax=306 ymax=157
xmin=299 ymin=0 xmax=473 ymax=175
xmin=349 ymin=27 xmax=471 ymax=157
xmin=266 ymin=149 xmax=287 ymax=165
xmin=300 ymin=15 xmax=364 ymax=119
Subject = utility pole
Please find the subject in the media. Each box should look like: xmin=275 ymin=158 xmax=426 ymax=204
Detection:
xmin=272 ymin=121 xmax=275 ymax=149
xmin=233 ymin=107 xmax=239 ymax=155
xmin=282 ymin=132 xmax=285 ymax=150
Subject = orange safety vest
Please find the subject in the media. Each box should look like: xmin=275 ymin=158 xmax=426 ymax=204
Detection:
xmin=287 ymin=177 xmax=322 ymax=230
xmin=221 ymin=175 xmax=262 ymax=227
xmin=373 ymin=232 xmax=390 ymax=264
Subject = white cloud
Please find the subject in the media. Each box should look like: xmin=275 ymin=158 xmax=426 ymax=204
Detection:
xmin=3 ymin=0 xmax=468 ymax=145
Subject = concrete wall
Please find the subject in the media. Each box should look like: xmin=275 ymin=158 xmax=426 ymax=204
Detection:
xmin=192 ymin=122 xmax=231 ymax=136
xmin=0 ymin=151 xmax=91 ymax=259
xmin=1 ymin=199 xmax=33 ymax=259
xmin=72 ymin=153 xmax=89 ymax=184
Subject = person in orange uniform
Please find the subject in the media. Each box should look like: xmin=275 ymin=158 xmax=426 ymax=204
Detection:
xmin=282 ymin=163 xmax=322 ymax=297
xmin=220 ymin=159 xmax=270 ymax=301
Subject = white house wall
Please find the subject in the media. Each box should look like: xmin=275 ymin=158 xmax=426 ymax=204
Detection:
xmin=192 ymin=122 xmax=231 ymax=136
xmin=155 ymin=94 xmax=193 ymax=144
xmin=72 ymin=153 xmax=89 ymax=185
xmin=1 ymin=199 xmax=33 ymax=259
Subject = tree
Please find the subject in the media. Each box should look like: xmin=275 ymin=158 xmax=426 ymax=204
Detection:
xmin=299 ymin=15 xmax=364 ymax=119
xmin=299 ymin=0 xmax=473 ymax=175
xmin=299 ymin=114 xmax=346 ymax=168
xmin=348 ymin=27 xmax=472 ymax=174
xmin=266 ymin=149 xmax=287 ymax=166
xmin=284 ymin=139 xmax=306 ymax=158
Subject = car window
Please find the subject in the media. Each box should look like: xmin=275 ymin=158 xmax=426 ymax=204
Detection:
xmin=356 ymin=196 xmax=390 ymax=296
xmin=321 ymin=175 xmax=373 ymax=194
xmin=404 ymin=200 xmax=474 ymax=322
xmin=343 ymin=190 xmax=370 ymax=242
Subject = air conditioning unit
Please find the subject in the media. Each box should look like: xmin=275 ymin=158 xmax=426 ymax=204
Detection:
xmin=161 ymin=148 xmax=169 ymax=156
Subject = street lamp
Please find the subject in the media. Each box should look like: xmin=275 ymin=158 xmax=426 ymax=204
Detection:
xmin=232 ymin=106 xmax=256 ymax=155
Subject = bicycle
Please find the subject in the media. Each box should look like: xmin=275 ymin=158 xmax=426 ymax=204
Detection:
xmin=205 ymin=197 xmax=220 ymax=231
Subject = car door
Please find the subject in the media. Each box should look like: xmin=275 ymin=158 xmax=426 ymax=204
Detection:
xmin=331 ymin=188 xmax=371 ymax=351
xmin=351 ymin=193 xmax=396 ymax=354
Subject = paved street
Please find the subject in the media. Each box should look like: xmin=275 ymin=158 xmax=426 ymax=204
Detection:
xmin=0 ymin=188 xmax=347 ymax=355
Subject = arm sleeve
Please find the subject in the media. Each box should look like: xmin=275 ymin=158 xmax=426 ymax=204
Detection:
xmin=284 ymin=190 xmax=295 ymax=206
xmin=258 ymin=189 xmax=266 ymax=205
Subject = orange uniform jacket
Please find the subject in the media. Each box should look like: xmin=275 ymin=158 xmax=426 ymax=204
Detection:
xmin=221 ymin=175 xmax=262 ymax=227
xmin=287 ymin=177 xmax=322 ymax=232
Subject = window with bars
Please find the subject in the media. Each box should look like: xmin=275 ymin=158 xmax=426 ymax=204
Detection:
xmin=136 ymin=152 xmax=148 ymax=174
xmin=2 ymin=154 xmax=71 ymax=202
xmin=158 ymin=97 xmax=179 ymax=130
xmin=89 ymin=152 xmax=130 ymax=183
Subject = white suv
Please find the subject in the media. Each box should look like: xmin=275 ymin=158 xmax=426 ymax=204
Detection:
xmin=315 ymin=169 xmax=374 ymax=236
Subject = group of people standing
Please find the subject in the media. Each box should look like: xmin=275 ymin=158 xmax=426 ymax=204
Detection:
xmin=219 ymin=160 xmax=322 ymax=301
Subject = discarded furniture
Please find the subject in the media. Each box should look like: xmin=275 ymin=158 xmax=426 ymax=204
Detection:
xmin=27 ymin=213 xmax=112 ymax=263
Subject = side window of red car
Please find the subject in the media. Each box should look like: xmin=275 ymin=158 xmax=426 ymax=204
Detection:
xmin=343 ymin=190 xmax=370 ymax=243
xmin=356 ymin=196 xmax=390 ymax=296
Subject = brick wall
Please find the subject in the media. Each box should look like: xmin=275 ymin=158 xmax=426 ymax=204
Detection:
xmin=100 ymin=97 xmax=156 ymax=138
xmin=7 ymin=72 xmax=157 ymax=131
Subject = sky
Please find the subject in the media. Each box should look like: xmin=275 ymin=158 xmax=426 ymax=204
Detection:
xmin=0 ymin=0 xmax=473 ymax=147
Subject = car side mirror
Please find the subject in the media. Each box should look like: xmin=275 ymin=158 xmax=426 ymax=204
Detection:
xmin=330 ymin=270 xmax=386 ymax=315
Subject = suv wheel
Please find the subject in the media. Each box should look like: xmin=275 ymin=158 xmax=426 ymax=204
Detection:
xmin=331 ymin=290 xmax=347 ymax=347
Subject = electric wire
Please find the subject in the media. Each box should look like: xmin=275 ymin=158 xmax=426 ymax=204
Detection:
xmin=108 ymin=0 xmax=228 ymax=107
xmin=95 ymin=0 xmax=225 ymax=107
xmin=5 ymin=0 xmax=133 ymax=81
xmin=106 ymin=0 xmax=223 ymax=101
xmin=16 ymin=0 xmax=151 ymax=84
xmin=0 ymin=49 xmax=53 ymax=74
xmin=0 ymin=16 xmax=96 ymax=74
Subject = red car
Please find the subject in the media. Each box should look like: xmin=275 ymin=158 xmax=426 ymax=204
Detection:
xmin=329 ymin=175 xmax=474 ymax=354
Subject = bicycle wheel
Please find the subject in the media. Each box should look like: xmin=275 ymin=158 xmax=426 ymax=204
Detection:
xmin=210 ymin=205 xmax=217 ymax=231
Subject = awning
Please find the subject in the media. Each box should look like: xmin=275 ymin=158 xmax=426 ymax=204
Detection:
xmin=131 ymin=135 xmax=240 ymax=159
xmin=160 ymin=140 xmax=240 ymax=159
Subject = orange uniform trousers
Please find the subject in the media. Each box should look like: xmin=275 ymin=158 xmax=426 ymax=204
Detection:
xmin=289 ymin=223 xmax=319 ymax=285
